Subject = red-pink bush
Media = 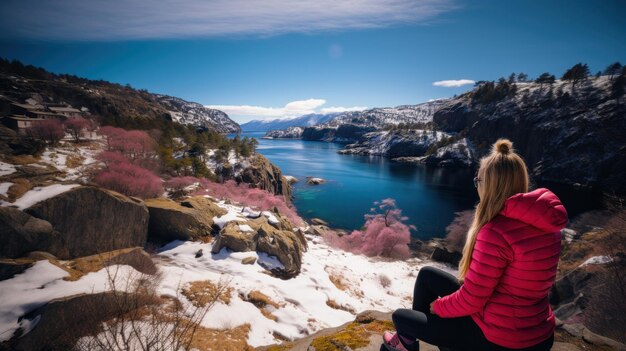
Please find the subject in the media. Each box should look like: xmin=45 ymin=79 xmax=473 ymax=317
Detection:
xmin=445 ymin=209 xmax=474 ymax=253
xmin=98 ymin=126 xmax=158 ymax=169
xmin=324 ymin=198 xmax=413 ymax=259
xmin=190 ymin=179 xmax=303 ymax=227
xmin=64 ymin=117 xmax=90 ymax=142
xmin=93 ymin=159 xmax=163 ymax=198
xmin=27 ymin=119 xmax=65 ymax=144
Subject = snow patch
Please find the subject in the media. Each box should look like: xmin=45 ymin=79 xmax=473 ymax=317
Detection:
xmin=580 ymin=255 xmax=613 ymax=267
xmin=9 ymin=184 xmax=80 ymax=209
xmin=0 ymin=162 xmax=16 ymax=176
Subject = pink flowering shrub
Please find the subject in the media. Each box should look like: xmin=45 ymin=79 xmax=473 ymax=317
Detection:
xmin=98 ymin=126 xmax=158 ymax=170
xmin=27 ymin=119 xmax=65 ymax=144
xmin=93 ymin=128 xmax=163 ymax=198
xmin=325 ymin=198 xmax=413 ymax=259
xmin=93 ymin=158 xmax=163 ymax=198
xmin=64 ymin=117 xmax=90 ymax=142
xmin=445 ymin=209 xmax=474 ymax=253
xmin=190 ymin=179 xmax=303 ymax=227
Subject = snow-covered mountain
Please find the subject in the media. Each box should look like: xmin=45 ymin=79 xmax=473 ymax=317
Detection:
xmin=264 ymin=126 xmax=305 ymax=139
xmin=240 ymin=113 xmax=341 ymax=132
xmin=157 ymin=95 xmax=240 ymax=134
xmin=324 ymin=100 xmax=447 ymax=128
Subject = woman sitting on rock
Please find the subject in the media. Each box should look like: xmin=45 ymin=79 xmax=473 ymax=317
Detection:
xmin=383 ymin=139 xmax=568 ymax=351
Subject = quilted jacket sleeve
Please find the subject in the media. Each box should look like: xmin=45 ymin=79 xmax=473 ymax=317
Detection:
xmin=433 ymin=225 xmax=513 ymax=318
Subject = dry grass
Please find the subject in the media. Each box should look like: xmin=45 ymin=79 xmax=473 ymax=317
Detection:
xmin=7 ymin=178 xmax=32 ymax=202
xmin=188 ymin=323 xmax=255 ymax=351
xmin=182 ymin=280 xmax=234 ymax=307
xmin=328 ymin=274 xmax=347 ymax=291
xmin=65 ymin=153 xmax=85 ymax=168
xmin=245 ymin=290 xmax=281 ymax=309
xmin=325 ymin=299 xmax=356 ymax=314
xmin=7 ymin=154 xmax=39 ymax=165
xmin=239 ymin=290 xmax=282 ymax=321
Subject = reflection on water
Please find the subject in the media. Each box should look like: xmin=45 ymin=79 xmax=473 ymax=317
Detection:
xmin=240 ymin=132 xmax=478 ymax=239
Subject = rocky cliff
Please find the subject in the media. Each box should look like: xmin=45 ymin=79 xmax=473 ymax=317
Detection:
xmin=434 ymin=77 xmax=626 ymax=194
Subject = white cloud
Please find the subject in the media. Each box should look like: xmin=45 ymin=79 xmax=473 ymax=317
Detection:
xmin=0 ymin=0 xmax=458 ymax=40
xmin=432 ymin=79 xmax=475 ymax=88
xmin=320 ymin=106 xmax=368 ymax=113
xmin=206 ymin=99 xmax=367 ymax=123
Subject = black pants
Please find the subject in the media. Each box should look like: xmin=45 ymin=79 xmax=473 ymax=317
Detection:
xmin=391 ymin=266 xmax=554 ymax=351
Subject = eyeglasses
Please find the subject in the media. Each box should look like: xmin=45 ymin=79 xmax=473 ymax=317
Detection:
xmin=473 ymin=177 xmax=482 ymax=188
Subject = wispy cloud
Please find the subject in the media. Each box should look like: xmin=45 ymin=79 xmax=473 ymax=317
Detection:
xmin=320 ymin=106 xmax=368 ymax=114
xmin=206 ymin=99 xmax=367 ymax=122
xmin=432 ymin=79 xmax=475 ymax=87
xmin=0 ymin=0 xmax=457 ymax=40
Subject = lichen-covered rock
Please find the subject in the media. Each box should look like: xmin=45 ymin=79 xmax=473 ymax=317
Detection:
xmin=24 ymin=186 xmax=149 ymax=259
xmin=211 ymin=216 xmax=304 ymax=278
xmin=6 ymin=292 xmax=158 ymax=351
xmin=145 ymin=196 xmax=226 ymax=243
xmin=70 ymin=247 xmax=157 ymax=276
xmin=211 ymin=222 xmax=256 ymax=254
xmin=235 ymin=154 xmax=292 ymax=200
xmin=0 ymin=206 xmax=60 ymax=259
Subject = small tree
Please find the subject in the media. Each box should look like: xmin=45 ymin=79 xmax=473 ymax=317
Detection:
xmin=27 ymin=119 xmax=65 ymax=145
xmin=562 ymin=63 xmax=590 ymax=91
xmin=535 ymin=72 xmax=556 ymax=92
xmin=65 ymin=117 xmax=90 ymax=142
xmin=603 ymin=62 xmax=623 ymax=81
xmin=517 ymin=72 xmax=528 ymax=82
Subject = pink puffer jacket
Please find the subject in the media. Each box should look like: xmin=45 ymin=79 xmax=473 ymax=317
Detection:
xmin=433 ymin=188 xmax=568 ymax=349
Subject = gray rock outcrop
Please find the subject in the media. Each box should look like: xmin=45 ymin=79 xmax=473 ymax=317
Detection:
xmin=145 ymin=196 xmax=226 ymax=243
xmin=24 ymin=186 xmax=149 ymax=259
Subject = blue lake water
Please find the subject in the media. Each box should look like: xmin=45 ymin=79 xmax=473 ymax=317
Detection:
xmin=242 ymin=132 xmax=478 ymax=239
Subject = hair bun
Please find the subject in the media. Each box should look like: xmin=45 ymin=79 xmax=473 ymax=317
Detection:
xmin=493 ymin=139 xmax=513 ymax=155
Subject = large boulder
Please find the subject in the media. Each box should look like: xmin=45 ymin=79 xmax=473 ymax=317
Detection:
xmin=211 ymin=215 xmax=305 ymax=278
xmin=24 ymin=186 xmax=149 ymax=259
xmin=144 ymin=196 xmax=226 ymax=243
xmin=235 ymin=154 xmax=292 ymax=200
xmin=5 ymin=292 xmax=158 ymax=351
xmin=0 ymin=207 xmax=59 ymax=259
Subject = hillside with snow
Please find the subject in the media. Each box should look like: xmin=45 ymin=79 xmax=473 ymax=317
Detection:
xmin=157 ymin=95 xmax=240 ymax=134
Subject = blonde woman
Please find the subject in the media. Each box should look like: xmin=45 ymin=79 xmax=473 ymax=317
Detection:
xmin=383 ymin=139 xmax=567 ymax=351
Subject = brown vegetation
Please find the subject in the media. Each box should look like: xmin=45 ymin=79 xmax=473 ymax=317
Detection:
xmin=182 ymin=280 xmax=234 ymax=307
xmin=6 ymin=178 xmax=32 ymax=202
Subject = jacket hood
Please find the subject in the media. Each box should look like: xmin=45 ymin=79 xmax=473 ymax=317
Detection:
xmin=500 ymin=188 xmax=568 ymax=232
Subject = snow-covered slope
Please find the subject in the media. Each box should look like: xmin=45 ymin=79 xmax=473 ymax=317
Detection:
xmin=324 ymin=100 xmax=447 ymax=128
xmin=240 ymin=113 xmax=340 ymax=132
xmin=0 ymin=196 xmax=454 ymax=347
xmin=157 ymin=95 xmax=240 ymax=134
xmin=264 ymin=126 xmax=304 ymax=139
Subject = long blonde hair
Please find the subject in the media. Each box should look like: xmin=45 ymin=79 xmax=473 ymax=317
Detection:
xmin=458 ymin=139 xmax=529 ymax=280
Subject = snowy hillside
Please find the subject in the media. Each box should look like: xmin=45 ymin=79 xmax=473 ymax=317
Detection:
xmin=0 ymin=192 xmax=452 ymax=347
xmin=240 ymin=113 xmax=340 ymax=132
xmin=157 ymin=95 xmax=241 ymax=134
xmin=324 ymin=100 xmax=447 ymax=128
xmin=264 ymin=126 xmax=304 ymax=139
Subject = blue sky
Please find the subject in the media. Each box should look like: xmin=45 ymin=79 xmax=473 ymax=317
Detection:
xmin=0 ymin=0 xmax=625 ymax=123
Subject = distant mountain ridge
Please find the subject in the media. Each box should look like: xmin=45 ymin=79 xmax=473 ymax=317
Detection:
xmin=240 ymin=112 xmax=341 ymax=132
